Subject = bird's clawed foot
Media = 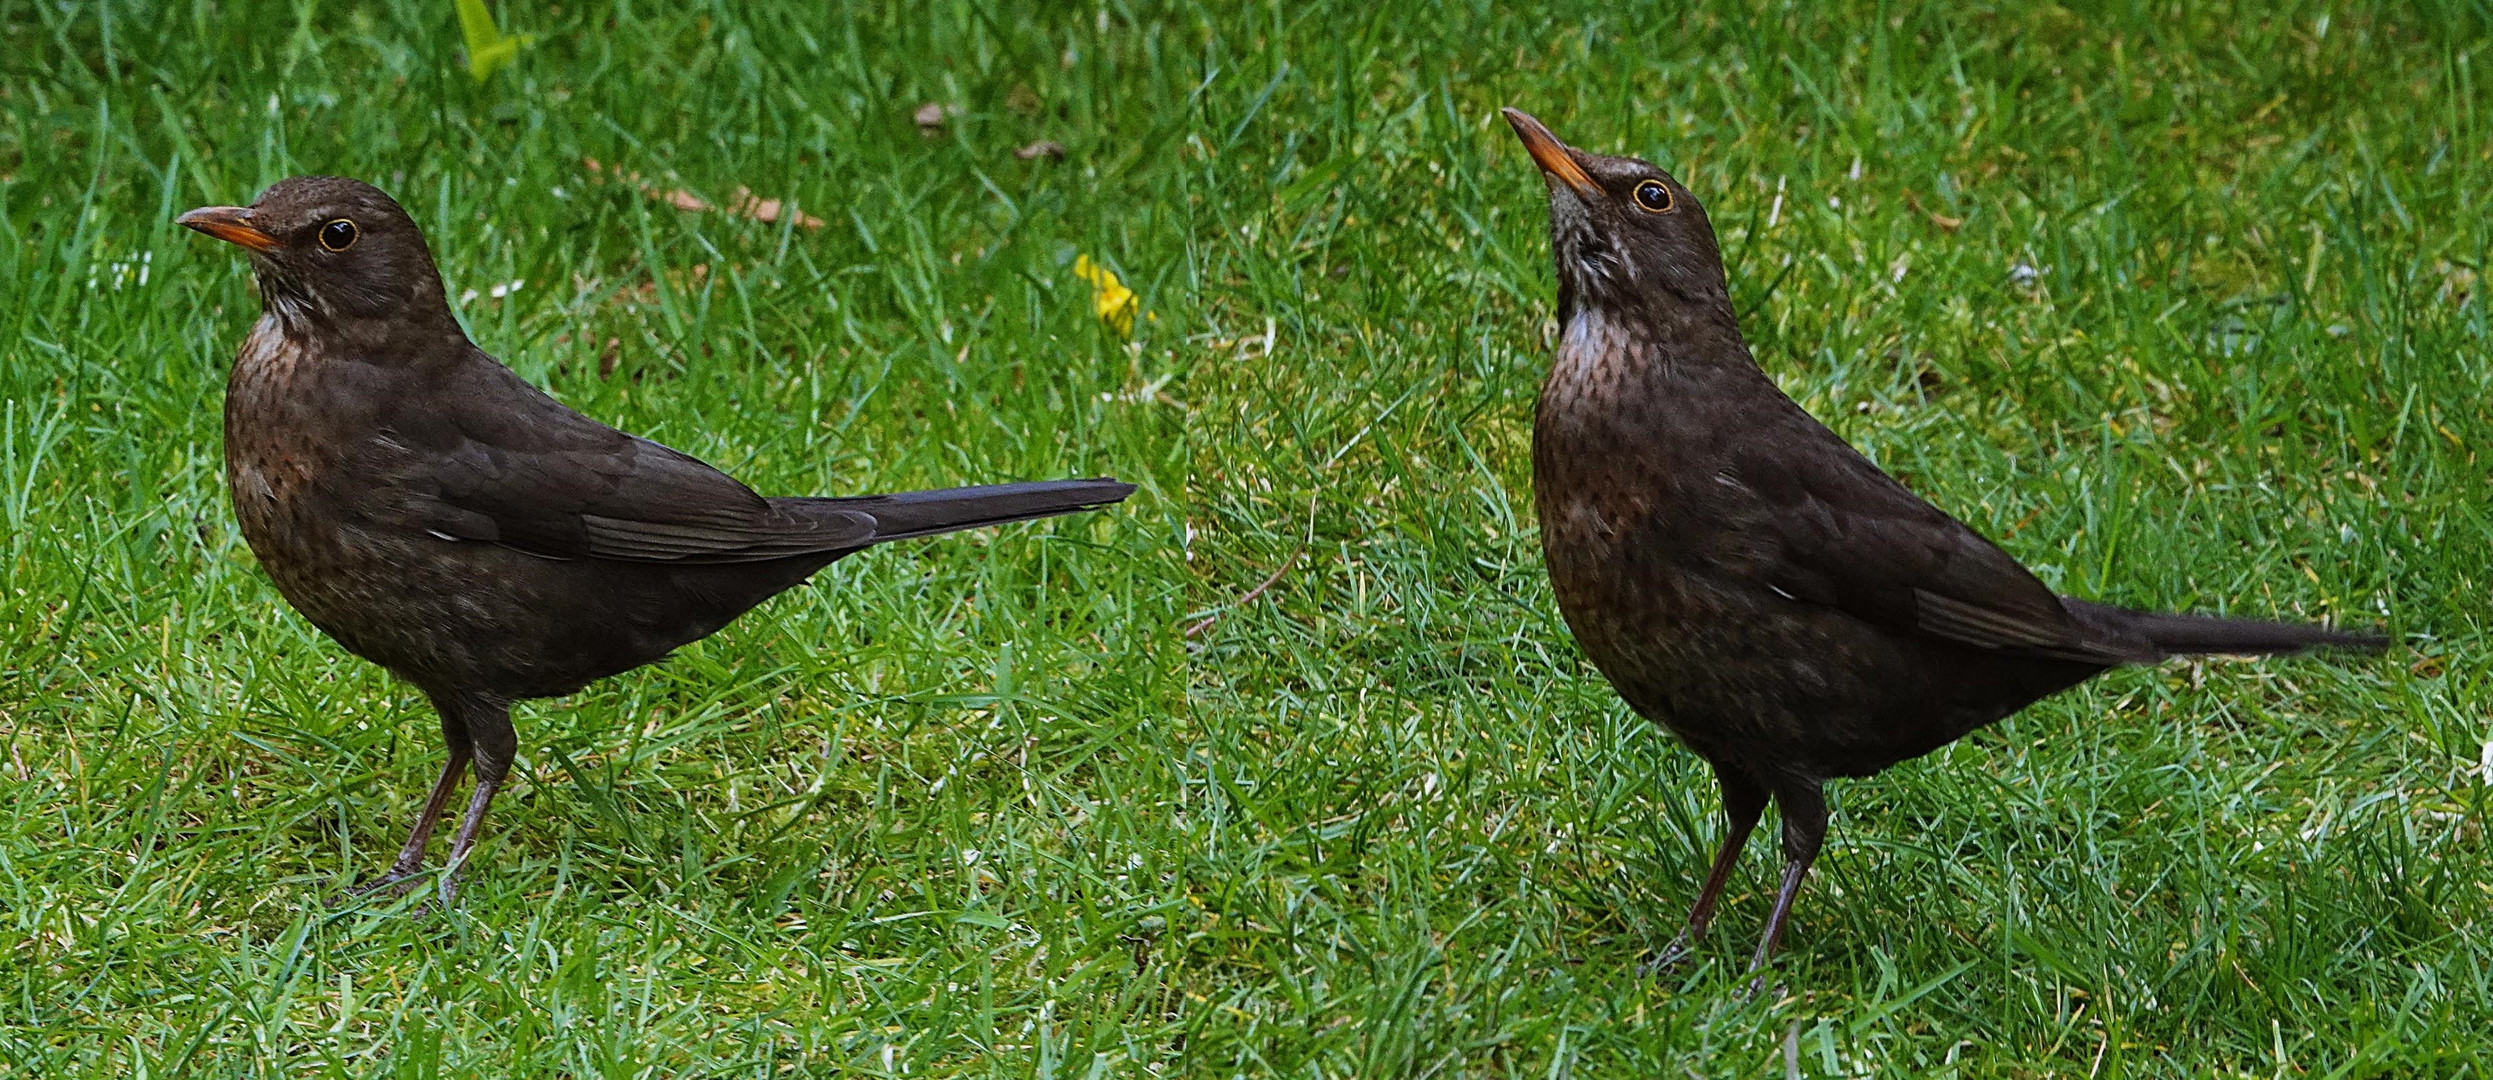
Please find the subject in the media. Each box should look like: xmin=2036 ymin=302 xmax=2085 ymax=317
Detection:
xmin=1638 ymin=933 xmax=1702 ymax=977
xmin=1740 ymin=963 xmax=1785 ymax=1003
xmin=434 ymin=864 xmax=467 ymax=910
xmin=326 ymin=863 xmax=434 ymax=910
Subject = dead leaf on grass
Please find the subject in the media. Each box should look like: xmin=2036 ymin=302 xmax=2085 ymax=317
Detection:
xmin=582 ymin=157 xmax=822 ymax=230
xmin=1904 ymin=190 xmax=1964 ymax=232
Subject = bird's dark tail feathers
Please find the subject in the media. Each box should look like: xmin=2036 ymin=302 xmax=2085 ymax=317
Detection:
xmin=782 ymin=479 xmax=1135 ymax=544
xmin=2063 ymin=598 xmax=2388 ymax=659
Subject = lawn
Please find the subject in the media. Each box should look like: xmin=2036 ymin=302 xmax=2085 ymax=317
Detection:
xmin=3 ymin=0 xmax=2488 ymax=1075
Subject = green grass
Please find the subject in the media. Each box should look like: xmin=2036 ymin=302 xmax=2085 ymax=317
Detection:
xmin=4 ymin=0 xmax=2489 ymax=1074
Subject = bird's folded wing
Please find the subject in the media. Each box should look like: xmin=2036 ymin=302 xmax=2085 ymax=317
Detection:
xmin=385 ymin=361 xmax=876 ymax=562
xmin=1730 ymin=435 xmax=2148 ymax=664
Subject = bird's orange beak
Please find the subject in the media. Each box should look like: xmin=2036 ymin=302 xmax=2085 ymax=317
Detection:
xmin=1502 ymin=108 xmax=1599 ymax=199
xmin=177 ymin=206 xmax=282 ymax=253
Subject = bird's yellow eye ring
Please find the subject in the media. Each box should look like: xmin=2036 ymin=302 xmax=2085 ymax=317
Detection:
xmin=1633 ymin=179 xmax=1675 ymax=214
xmin=319 ymin=218 xmax=358 ymax=252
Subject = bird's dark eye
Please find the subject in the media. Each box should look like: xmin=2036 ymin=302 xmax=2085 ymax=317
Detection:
xmin=1632 ymin=180 xmax=1675 ymax=214
xmin=319 ymin=219 xmax=358 ymax=252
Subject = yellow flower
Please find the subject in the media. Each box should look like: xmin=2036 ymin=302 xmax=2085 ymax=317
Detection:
xmin=1073 ymin=254 xmax=1138 ymax=336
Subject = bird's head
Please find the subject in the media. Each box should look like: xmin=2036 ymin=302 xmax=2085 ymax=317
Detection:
xmin=1502 ymin=109 xmax=1732 ymax=329
xmin=179 ymin=176 xmax=451 ymax=335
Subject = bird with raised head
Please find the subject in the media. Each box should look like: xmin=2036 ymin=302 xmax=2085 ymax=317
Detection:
xmin=1498 ymin=109 xmax=2384 ymax=979
xmin=180 ymin=176 xmax=1133 ymax=904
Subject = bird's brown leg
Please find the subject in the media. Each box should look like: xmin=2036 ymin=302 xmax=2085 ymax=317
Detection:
xmin=336 ymin=696 xmax=472 ymax=902
xmin=1747 ymin=780 xmax=1828 ymax=984
xmin=368 ymin=748 xmax=470 ymax=887
xmin=433 ymin=697 xmax=516 ymax=907
xmin=1649 ymin=764 xmax=1768 ymax=971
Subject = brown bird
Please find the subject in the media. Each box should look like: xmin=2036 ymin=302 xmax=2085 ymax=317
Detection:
xmin=180 ymin=176 xmax=1133 ymax=903
xmin=1500 ymin=109 xmax=2383 ymax=977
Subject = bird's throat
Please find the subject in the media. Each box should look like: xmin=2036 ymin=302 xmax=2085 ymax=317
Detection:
xmin=1545 ymin=308 xmax=1646 ymax=412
